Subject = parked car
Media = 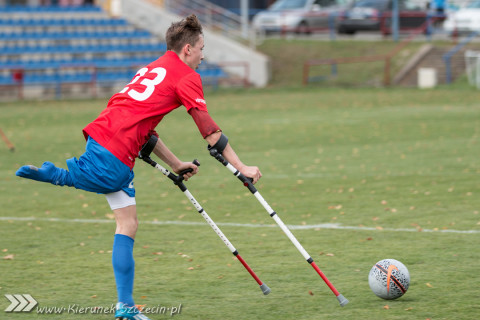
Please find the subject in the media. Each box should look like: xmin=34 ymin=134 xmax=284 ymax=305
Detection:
xmin=252 ymin=0 xmax=351 ymax=34
xmin=337 ymin=0 xmax=439 ymax=35
xmin=443 ymin=0 xmax=480 ymax=34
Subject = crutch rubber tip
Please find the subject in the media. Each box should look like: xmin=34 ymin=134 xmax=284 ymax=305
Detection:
xmin=260 ymin=283 xmax=271 ymax=295
xmin=337 ymin=294 xmax=349 ymax=306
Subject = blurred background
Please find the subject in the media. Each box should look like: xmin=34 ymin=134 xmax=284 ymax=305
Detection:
xmin=1 ymin=0 xmax=480 ymax=100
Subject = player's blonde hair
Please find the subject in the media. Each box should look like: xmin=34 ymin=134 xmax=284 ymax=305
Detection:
xmin=166 ymin=14 xmax=203 ymax=53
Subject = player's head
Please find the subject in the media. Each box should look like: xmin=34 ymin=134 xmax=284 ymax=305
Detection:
xmin=166 ymin=14 xmax=204 ymax=70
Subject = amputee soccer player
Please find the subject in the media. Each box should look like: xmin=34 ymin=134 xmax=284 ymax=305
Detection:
xmin=16 ymin=14 xmax=262 ymax=320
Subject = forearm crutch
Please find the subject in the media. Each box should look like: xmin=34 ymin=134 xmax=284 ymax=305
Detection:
xmin=139 ymin=135 xmax=270 ymax=295
xmin=208 ymin=138 xmax=348 ymax=306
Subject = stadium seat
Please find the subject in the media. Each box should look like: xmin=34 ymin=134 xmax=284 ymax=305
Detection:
xmin=0 ymin=4 xmax=227 ymax=93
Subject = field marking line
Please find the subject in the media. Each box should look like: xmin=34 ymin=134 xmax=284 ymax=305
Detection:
xmin=0 ymin=216 xmax=479 ymax=234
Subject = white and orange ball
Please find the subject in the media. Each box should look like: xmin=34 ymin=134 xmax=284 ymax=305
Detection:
xmin=368 ymin=259 xmax=410 ymax=300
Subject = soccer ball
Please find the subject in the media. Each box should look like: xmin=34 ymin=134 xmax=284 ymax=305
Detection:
xmin=368 ymin=259 xmax=410 ymax=300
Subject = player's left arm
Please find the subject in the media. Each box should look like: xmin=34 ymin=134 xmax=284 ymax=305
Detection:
xmin=152 ymin=137 xmax=198 ymax=180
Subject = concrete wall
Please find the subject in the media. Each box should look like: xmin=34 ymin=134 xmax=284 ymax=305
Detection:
xmin=119 ymin=0 xmax=271 ymax=87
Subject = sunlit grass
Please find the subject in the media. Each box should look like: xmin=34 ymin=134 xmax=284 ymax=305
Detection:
xmin=1 ymin=86 xmax=479 ymax=319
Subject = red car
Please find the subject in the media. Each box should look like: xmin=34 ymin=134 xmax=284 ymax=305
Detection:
xmin=337 ymin=0 xmax=442 ymax=35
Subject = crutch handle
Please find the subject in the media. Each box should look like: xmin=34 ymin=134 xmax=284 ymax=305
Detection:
xmin=177 ymin=159 xmax=201 ymax=183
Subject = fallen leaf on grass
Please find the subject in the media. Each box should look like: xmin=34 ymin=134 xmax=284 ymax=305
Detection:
xmin=383 ymin=305 xmax=390 ymax=309
xmin=3 ymin=254 xmax=14 ymax=260
xmin=308 ymin=290 xmax=314 ymax=296
xmin=426 ymin=283 xmax=433 ymax=287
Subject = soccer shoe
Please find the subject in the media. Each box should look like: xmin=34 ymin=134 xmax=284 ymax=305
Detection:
xmin=114 ymin=303 xmax=151 ymax=320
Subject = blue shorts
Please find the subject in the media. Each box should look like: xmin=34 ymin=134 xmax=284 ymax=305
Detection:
xmin=66 ymin=137 xmax=135 ymax=197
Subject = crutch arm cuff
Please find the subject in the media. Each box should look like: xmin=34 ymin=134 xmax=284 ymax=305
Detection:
xmin=139 ymin=135 xmax=158 ymax=159
xmin=207 ymin=133 xmax=228 ymax=155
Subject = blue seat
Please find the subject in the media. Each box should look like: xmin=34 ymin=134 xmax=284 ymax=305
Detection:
xmin=0 ymin=6 xmax=223 ymax=89
xmin=0 ymin=76 xmax=14 ymax=85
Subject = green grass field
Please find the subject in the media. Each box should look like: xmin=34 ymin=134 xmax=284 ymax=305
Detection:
xmin=1 ymin=86 xmax=480 ymax=319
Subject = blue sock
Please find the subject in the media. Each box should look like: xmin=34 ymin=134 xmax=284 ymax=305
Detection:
xmin=112 ymin=234 xmax=135 ymax=307
xmin=15 ymin=161 xmax=74 ymax=187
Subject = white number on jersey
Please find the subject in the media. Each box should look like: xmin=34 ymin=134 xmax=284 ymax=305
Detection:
xmin=119 ymin=67 xmax=167 ymax=101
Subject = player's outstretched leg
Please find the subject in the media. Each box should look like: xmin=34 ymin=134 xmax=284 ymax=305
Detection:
xmin=114 ymin=303 xmax=151 ymax=320
xmin=15 ymin=161 xmax=74 ymax=187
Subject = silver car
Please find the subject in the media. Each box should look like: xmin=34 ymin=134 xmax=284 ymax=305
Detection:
xmin=252 ymin=0 xmax=351 ymax=34
xmin=444 ymin=0 xmax=480 ymax=34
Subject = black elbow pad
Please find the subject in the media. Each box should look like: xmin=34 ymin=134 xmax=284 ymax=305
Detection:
xmin=207 ymin=133 xmax=228 ymax=154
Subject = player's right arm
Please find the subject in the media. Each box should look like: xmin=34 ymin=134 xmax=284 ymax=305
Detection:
xmin=177 ymin=72 xmax=262 ymax=184
xmin=203 ymin=126 xmax=262 ymax=185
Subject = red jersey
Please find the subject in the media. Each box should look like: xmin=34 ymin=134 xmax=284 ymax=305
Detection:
xmin=83 ymin=51 xmax=209 ymax=169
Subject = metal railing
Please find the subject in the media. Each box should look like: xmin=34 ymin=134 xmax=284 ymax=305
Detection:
xmin=443 ymin=31 xmax=479 ymax=84
xmin=163 ymin=0 xmax=246 ymax=40
xmin=303 ymin=15 xmax=442 ymax=86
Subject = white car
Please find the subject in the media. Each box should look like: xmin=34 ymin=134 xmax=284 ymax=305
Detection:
xmin=252 ymin=0 xmax=350 ymax=34
xmin=444 ymin=0 xmax=480 ymax=34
